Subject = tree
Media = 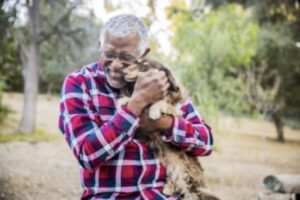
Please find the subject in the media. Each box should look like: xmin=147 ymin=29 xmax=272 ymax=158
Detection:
xmin=167 ymin=0 xmax=300 ymax=142
xmin=166 ymin=2 xmax=258 ymax=121
xmin=0 ymin=0 xmax=19 ymax=123
xmin=12 ymin=0 xmax=83 ymax=133
xmin=38 ymin=6 xmax=100 ymax=94
xmin=245 ymin=0 xmax=300 ymax=142
xmin=1 ymin=0 xmax=104 ymax=133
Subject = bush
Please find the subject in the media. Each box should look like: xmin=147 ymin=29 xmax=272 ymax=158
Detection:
xmin=0 ymin=76 xmax=10 ymax=124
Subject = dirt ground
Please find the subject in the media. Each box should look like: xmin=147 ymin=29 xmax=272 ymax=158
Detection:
xmin=0 ymin=93 xmax=300 ymax=200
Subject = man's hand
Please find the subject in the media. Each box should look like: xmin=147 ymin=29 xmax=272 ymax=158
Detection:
xmin=127 ymin=69 xmax=169 ymax=116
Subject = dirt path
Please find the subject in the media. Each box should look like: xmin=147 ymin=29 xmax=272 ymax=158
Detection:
xmin=0 ymin=140 xmax=81 ymax=200
xmin=1 ymin=137 xmax=299 ymax=200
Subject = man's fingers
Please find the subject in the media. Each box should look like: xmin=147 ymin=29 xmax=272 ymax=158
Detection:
xmin=148 ymin=69 xmax=160 ymax=76
xmin=157 ymin=70 xmax=166 ymax=78
xmin=138 ymin=69 xmax=159 ymax=80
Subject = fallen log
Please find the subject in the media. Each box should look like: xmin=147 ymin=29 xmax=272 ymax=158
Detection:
xmin=258 ymin=189 xmax=297 ymax=200
xmin=263 ymin=174 xmax=300 ymax=194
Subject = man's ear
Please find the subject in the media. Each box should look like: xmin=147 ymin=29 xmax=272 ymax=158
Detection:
xmin=98 ymin=41 xmax=103 ymax=55
xmin=98 ymin=40 xmax=102 ymax=54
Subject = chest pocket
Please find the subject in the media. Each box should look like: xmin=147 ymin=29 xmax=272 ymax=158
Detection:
xmin=91 ymin=92 xmax=117 ymax=122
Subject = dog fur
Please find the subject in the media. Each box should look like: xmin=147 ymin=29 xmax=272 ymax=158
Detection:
xmin=117 ymin=53 xmax=219 ymax=200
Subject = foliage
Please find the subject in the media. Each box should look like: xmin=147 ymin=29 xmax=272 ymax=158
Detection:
xmin=0 ymin=2 xmax=15 ymax=124
xmin=0 ymin=1 xmax=23 ymax=92
xmin=38 ymin=6 xmax=100 ymax=94
xmin=1 ymin=0 xmax=101 ymax=94
xmin=168 ymin=3 xmax=258 ymax=119
xmin=1 ymin=0 xmax=299 ymax=137
xmin=0 ymin=76 xmax=10 ymax=124
xmin=250 ymin=0 xmax=300 ymax=132
xmin=167 ymin=0 xmax=300 ymax=140
xmin=37 ymin=1 xmax=101 ymax=94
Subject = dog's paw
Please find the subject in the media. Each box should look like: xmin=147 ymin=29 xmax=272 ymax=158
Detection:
xmin=116 ymin=97 xmax=130 ymax=109
xmin=163 ymin=183 xmax=173 ymax=196
xmin=149 ymin=108 xmax=161 ymax=120
xmin=149 ymin=100 xmax=167 ymax=120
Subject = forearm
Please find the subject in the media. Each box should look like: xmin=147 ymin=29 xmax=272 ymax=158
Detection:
xmin=162 ymin=100 xmax=213 ymax=156
xmin=59 ymin=75 xmax=145 ymax=170
xmin=167 ymin=117 xmax=213 ymax=156
xmin=60 ymin=105 xmax=140 ymax=170
xmin=127 ymin=96 xmax=146 ymax=116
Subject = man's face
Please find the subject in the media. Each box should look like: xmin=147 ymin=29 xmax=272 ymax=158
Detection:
xmin=101 ymin=31 xmax=140 ymax=89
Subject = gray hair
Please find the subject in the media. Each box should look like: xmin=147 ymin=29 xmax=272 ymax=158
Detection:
xmin=99 ymin=14 xmax=149 ymax=54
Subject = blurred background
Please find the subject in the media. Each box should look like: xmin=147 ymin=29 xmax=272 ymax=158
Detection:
xmin=0 ymin=0 xmax=300 ymax=199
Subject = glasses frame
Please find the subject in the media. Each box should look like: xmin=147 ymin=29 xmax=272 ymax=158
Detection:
xmin=102 ymin=51 xmax=138 ymax=67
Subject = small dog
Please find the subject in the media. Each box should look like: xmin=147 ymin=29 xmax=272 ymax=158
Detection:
xmin=117 ymin=49 xmax=219 ymax=200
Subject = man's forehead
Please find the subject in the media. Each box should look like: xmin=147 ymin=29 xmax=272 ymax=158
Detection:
xmin=104 ymin=31 xmax=139 ymax=42
xmin=102 ymin=31 xmax=141 ymax=52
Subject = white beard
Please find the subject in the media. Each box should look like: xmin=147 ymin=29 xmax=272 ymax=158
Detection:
xmin=105 ymin=72 xmax=126 ymax=89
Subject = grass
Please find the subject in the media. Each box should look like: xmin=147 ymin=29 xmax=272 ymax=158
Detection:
xmin=0 ymin=95 xmax=62 ymax=143
xmin=0 ymin=103 xmax=11 ymax=124
xmin=0 ymin=129 xmax=62 ymax=143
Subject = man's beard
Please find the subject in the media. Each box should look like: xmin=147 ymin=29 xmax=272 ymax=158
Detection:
xmin=104 ymin=66 xmax=127 ymax=89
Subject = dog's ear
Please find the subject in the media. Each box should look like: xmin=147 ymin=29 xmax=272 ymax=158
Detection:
xmin=163 ymin=68 xmax=179 ymax=93
xmin=141 ymin=48 xmax=151 ymax=59
xmin=162 ymin=67 xmax=185 ymax=104
xmin=137 ymin=48 xmax=151 ymax=63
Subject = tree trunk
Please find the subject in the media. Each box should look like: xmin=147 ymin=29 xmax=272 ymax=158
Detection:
xmin=18 ymin=0 xmax=40 ymax=134
xmin=18 ymin=43 xmax=39 ymax=133
xmin=47 ymin=82 xmax=53 ymax=95
xmin=263 ymin=174 xmax=300 ymax=194
xmin=272 ymin=112 xmax=284 ymax=142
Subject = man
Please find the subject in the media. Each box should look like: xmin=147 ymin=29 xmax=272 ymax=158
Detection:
xmin=59 ymin=14 xmax=213 ymax=200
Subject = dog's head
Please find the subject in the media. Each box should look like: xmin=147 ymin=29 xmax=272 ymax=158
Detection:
xmin=122 ymin=53 xmax=185 ymax=104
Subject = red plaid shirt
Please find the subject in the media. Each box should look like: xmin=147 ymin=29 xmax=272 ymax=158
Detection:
xmin=59 ymin=61 xmax=213 ymax=200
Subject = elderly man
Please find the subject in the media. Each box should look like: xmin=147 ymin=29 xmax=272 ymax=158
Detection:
xmin=59 ymin=14 xmax=213 ymax=200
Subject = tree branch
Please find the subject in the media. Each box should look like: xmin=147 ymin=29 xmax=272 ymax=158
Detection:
xmin=37 ymin=0 xmax=82 ymax=44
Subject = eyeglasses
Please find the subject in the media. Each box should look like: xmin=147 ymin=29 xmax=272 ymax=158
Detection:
xmin=102 ymin=51 xmax=137 ymax=66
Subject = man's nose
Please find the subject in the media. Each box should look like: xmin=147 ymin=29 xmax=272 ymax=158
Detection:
xmin=110 ymin=57 xmax=123 ymax=71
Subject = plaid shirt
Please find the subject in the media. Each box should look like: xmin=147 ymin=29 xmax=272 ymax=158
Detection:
xmin=59 ymin=61 xmax=213 ymax=200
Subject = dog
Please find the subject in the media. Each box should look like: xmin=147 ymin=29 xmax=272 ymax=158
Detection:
xmin=117 ymin=49 xmax=219 ymax=200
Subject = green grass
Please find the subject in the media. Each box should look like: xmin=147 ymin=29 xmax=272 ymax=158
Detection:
xmin=0 ymin=103 xmax=11 ymax=124
xmin=0 ymin=129 xmax=62 ymax=143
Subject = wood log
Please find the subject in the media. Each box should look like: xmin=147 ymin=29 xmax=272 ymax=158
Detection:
xmin=263 ymin=174 xmax=300 ymax=194
xmin=258 ymin=189 xmax=296 ymax=200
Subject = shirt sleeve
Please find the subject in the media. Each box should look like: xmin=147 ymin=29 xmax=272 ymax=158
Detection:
xmin=162 ymin=98 xmax=213 ymax=156
xmin=58 ymin=75 xmax=140 ymax=170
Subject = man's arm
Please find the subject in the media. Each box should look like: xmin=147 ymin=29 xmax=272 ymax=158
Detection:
xmin=59 ymin=69 xmax=169 ymax=170
xmin=162 ymin=98 xmax=213 ymax=156
xmin=140 ymin=98 xmax=213 ymax=156
xmin=59 ymin=74 xmax=140 ymax=171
